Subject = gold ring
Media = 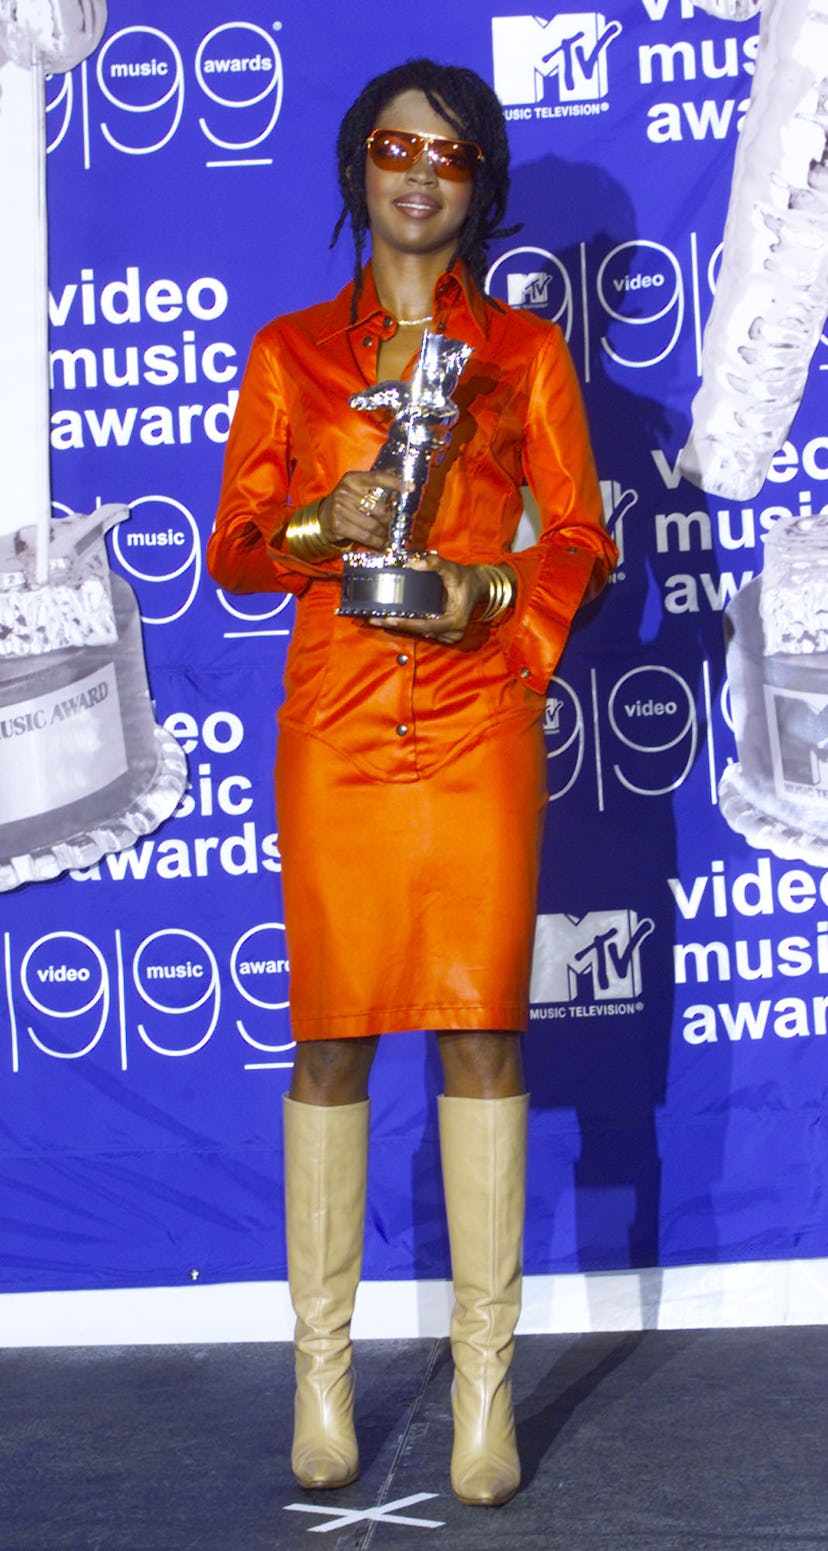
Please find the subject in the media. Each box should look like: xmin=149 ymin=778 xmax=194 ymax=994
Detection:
xmin=358 ymin=494 xmax=376 ymax=513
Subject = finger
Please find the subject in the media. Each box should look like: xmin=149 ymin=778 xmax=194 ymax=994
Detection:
xmin=329 ymin=472 xmax=400 ymax=519
xmin=356 ymin=491 xmax=387 ymax=521
xmin=366 ymin=611 xmax=455 ymax=638
xmin=324 ymin=494 xmax=391 ymax=550
xmin=359 ymin=471 xmax=402 ymax=494
xmin=354 ymin=504 xmax=393 ymax=546
xmin=349 ymin=486 xmax=396 ymax=542
xmin=337 ymin=468 xmax=400 ymax=494
xmin=349 ymin=521 xmax=390 ymax=550
xmin=406 ymin=552 xmax=441 ymax=573
xmin=351 ymin=478 xmax=401 ymax=517
xmin=359 ymin=488 xmax=398 ymax=516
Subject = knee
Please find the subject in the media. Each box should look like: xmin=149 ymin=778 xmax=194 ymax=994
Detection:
xmin=290 ymin=1037 xmax=378 ymax=1106
xmin=438 ymin=1031 xmax=525 ymax=1099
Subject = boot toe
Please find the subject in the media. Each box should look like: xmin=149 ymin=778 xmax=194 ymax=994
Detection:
xmin=292 ymin=1367 xmax=359 ymax=1489
xmin=451 ymin=1445 xmax=520 ymax=1506
xmin=292 ymin=1449 xmax=359 ymax=1491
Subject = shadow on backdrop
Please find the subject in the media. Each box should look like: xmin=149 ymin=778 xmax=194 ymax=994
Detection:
xmin=404 ymin=150 xmax=734 ymax=1327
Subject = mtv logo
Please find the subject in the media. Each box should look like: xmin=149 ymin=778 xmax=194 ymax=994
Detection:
xmin=507 ymin=271 xmax=553 ymax=309
xmin=544 ymin=696 xmax=564 ymax=736
xmin=531 ymin=910 xmax=654 ymax=1003
xmin=599 ymin=479 xmax=637 ymax=570
xmin=492 ymin=13 xmax=622 ymax=107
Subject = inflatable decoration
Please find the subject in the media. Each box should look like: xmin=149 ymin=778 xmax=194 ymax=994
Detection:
xmin=681 ymin=0 xmax=828 ymax=499
xmin=0 ymin=1 xmax=187 ymax=892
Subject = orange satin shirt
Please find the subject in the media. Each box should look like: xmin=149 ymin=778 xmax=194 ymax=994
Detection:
xmin=207 ymin=265 xmax=617 ymax=782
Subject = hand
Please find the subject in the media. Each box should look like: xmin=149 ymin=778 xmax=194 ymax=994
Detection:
xmin=318 ymin=471 xmax=401 ymax=552
xmin=367 ymin=555 xmax=489 ymax=644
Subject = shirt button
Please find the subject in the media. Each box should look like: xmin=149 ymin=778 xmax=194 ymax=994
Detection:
xmin=362 ymin=335 xmax=374 ymax=348
xmin=396 ymin=723 xmax=408 ymax=737
xmin=520 ymin=667 xmax=530 ymax=679
xmin=383 ymin=315 xmax=394 ymax=328
xmin=396 ymin=653 xmax=409 ymax=666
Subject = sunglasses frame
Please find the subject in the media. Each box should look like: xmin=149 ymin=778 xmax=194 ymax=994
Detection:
xmin=365 ymin=128 xmax=484 ymax=182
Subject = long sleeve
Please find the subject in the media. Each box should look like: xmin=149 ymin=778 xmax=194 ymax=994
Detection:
xmin=206 ymin=329 xmax=336 ymax=597
xmin=496 ymin=330 xmax=617 ymax=692
xmin=207 ymin=290 xmax=616 ymax=692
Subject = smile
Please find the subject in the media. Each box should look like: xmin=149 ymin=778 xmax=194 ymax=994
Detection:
xmin=392 ymin=195 xmax=441 ymax=218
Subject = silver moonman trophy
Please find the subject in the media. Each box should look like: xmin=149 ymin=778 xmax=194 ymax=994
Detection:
xmin=338 ymin=331 xmax=473 ymax=619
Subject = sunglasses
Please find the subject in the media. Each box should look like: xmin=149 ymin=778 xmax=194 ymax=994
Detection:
xmin=365 ymin=128 xmax=484 ymax=183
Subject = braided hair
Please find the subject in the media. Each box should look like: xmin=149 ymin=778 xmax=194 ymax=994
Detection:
xmin=332 ymin=58 xmax=516 ymax=314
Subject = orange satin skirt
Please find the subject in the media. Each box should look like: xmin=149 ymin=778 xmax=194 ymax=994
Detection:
xmin=274 ymin=717 xmax=548 ymax=1040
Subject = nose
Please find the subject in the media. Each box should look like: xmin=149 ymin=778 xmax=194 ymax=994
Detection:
xmin=408 ymin=144 xmax=438 ymax=182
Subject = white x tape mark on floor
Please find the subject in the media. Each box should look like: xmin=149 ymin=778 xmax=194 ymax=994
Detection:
xmin=284 ymin=1491 xmax=445 ymax=1533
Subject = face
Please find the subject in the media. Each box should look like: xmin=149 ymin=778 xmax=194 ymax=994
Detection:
xmin=364 ymin=89 xmax=475 ymax=264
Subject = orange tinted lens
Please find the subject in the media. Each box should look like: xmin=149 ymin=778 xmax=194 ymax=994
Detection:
xmin=367 ymin=130 xmax=480 ymax=181
xmin=368 ymin=130 xmax=419 ymax=170
xmin=429 ymin=140 xmax=479 ymax=181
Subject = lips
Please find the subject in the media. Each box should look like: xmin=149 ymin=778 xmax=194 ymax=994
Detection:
xmin=392 ymin=195 xmax=441 ymax=218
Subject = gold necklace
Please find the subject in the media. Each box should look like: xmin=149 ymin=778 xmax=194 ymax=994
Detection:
xmin=396 ymin=314 xmax=432 ymax=326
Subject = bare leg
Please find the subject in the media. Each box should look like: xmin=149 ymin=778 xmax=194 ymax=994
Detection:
xmin=290 ymin=1035 xmax=379 ymax=1106
xmin=437 ymin=1028 xmax=525 ymax=1098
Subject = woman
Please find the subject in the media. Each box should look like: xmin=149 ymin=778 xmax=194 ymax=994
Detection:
xmin=208 ymin=58 xmax=617 ymax=1507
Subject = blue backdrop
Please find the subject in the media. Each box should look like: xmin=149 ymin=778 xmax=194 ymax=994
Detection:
xmin=2 ymin=0 xmax=826 ymax=1297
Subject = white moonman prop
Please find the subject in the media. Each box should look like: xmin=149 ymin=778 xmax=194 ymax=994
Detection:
xmin=0 ymin=3 xmax=187 ymax=891
xmin=0 ymin=3 xmax=107 ymax=570
xmin=681 ymin=0 xmax=828 ymax=500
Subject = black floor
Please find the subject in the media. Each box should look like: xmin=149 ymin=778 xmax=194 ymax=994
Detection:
xmin=1 ymin=1331 xmax=827 ymax=1550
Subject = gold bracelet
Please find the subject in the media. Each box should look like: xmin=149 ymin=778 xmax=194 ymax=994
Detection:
xmin=479 ymin=563 xmax=515 ymax=623
xmin=284 ymin=501 xmax=338 ymax=562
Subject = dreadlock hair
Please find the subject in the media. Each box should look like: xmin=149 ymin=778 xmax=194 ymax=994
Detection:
xmin=331 ymin=58 xmax=518 ymax=317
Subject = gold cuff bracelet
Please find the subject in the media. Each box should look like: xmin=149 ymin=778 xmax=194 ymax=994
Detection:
xmin=284 ymin=501 xmax=338 ymax=562
xmin=478 ymin=563 xmax=516 ymax=624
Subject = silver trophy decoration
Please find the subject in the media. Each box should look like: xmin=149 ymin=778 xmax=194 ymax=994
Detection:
xmin=0 ymin=1 xmax=187 ymax=890
xmin=339 ymin=331 xmax=473 ymax=618
xmin=680 ymin=0 xmax=828 ymax=500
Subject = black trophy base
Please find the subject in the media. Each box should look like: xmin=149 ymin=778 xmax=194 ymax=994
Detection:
xmin=338 ymin=562 xmax=445 ymax=619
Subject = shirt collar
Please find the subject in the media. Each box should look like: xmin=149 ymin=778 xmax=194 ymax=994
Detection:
xmin=316 ymin=262 xmax=491 ymax=346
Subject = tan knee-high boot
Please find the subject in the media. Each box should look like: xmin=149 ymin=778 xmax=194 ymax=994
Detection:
xmin=283 ymin=1095 xmax=369 ymax=1490
xmin=438 ymin=1092 xmax=528 ymax=1507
